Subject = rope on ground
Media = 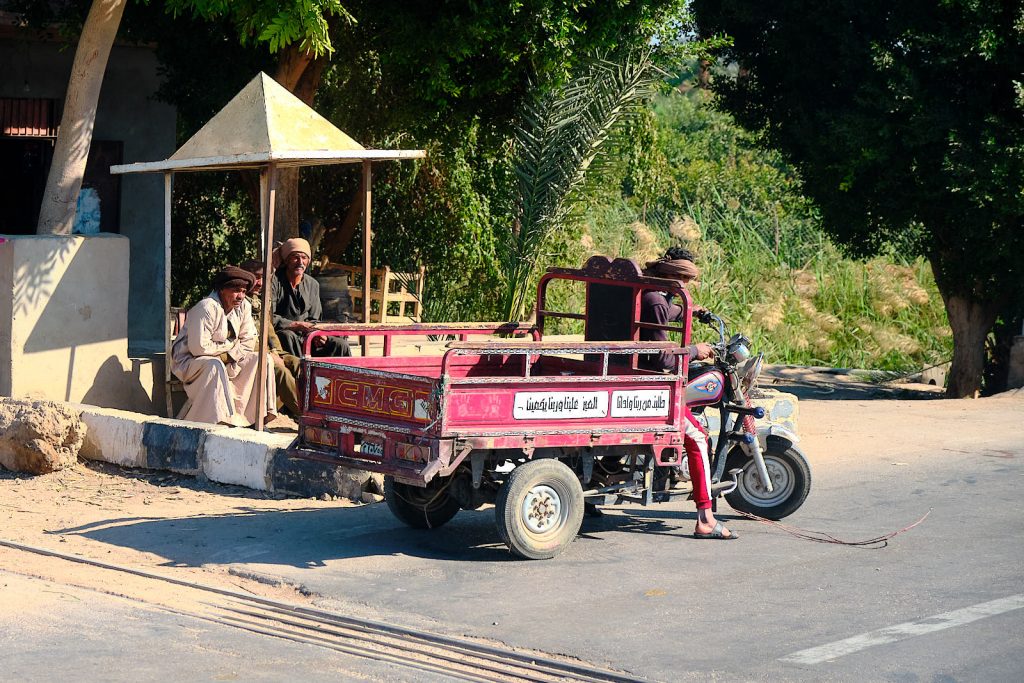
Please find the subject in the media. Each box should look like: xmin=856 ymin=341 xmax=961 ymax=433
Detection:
xmin=732 ymin=508 xmax=931 ymax=549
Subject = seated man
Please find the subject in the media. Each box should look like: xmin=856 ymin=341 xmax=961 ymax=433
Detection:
xmin=170 ymin=266 xmax=277 ymax=427
xmin=241 ymin=259 xmax=301 ymax=416
xmin=640 ymin=248 xmax=737 ymax=540
xmin=270 ymin=237 xmax=350 ymax=358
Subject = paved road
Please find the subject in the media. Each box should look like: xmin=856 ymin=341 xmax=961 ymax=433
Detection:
xmin=4 ymin=395 xmax=1024 ymax=681
xmin=0 ymin=571 xmax=441 ymax=683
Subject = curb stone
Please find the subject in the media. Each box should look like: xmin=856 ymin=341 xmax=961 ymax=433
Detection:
xmin=70 ymin=403 xmax=378 ymax=500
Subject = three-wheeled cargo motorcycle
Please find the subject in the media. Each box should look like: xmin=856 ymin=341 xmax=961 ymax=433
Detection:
xmin=290 ymin=256 xmax=810 ymax=559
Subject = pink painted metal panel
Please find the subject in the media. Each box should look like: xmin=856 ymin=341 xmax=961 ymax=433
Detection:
xmin=323 ymin=354 xmax=527 ymax=381
xmin=303 ymin=362 xmax=438 ymax=428
xmin=444 ymin=380 xmax=679 ymax=432
xmin=303 ymin=321 xmax=537 ymax=357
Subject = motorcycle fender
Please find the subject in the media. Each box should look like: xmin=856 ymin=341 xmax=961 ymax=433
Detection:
xmin=756 ymin=425 xmax=799 ymax=450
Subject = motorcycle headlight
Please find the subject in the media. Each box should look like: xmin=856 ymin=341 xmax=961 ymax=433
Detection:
xmin=741 ymin=353 xmax=764 ymax=393
xmin=730 ymin=343 xmax=751 ymax=363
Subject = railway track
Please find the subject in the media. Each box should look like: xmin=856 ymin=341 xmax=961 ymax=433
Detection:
xmin=0 ymin=538 xmax=647 ymax=683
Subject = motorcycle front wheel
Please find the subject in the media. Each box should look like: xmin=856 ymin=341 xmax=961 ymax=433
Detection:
xmin=723 ymin=445 xmax=810 ymax=520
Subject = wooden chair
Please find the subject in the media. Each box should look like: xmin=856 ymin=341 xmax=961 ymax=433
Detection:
xmin=165 ymin=306 xmax=187 ymax=417
xmin=331 ymin=265 xmax=426 ymax=323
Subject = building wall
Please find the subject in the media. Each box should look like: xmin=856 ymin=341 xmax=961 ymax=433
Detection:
xmin=0 ymin=35 xmax=176 ymax=355
xmin=0 ymin=235 xmax=157 ymax=412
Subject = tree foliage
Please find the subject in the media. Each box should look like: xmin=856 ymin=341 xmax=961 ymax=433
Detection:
xmin=691 ymin=0 xmax=1024 ymax=395
xmin=128 ymin=1 xmax=697 ymax=312
xmin=163 ymin=0 xmax=353 ymax=56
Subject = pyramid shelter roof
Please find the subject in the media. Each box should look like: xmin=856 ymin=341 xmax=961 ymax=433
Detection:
xmin=112 ymin=73 xmax=423 ymax=174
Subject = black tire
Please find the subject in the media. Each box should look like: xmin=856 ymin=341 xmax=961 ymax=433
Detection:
xmin=384 ymin=475 xmax=461 ymax=530
xmin=724 ymin=445 xmax=811 ymax=520
xmin=496 ymin=459 xmax=584 ymax=560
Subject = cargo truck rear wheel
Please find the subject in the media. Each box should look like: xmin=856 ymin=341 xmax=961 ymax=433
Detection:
xmin=385 ymin=476 xmax=461 ymax=529
xmin=496 ymin=459 xmax=583 ymax=560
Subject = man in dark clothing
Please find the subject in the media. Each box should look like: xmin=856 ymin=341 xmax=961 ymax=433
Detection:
xmin=269 ymin=237 xmax=349 ymax=359
xmin=639 ymin=248 xmax=736 ymax=540
xmin=639 ymin=249 xmax=710 ymax=372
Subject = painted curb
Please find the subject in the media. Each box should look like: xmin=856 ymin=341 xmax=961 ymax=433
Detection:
xmin=75 ymin=403 xmax=222 ymax=476
xmin=77 ymin=405 xmax=149 ymax=469
xmin=71 ymin=402 xmax=374 ymax=499
xmin=203 ymin=428 xmax=292 ymax=491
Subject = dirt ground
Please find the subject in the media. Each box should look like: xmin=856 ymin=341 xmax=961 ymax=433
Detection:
xmin=0 ymin=458 xmax=362 ymax=607
xmin=1 ymin=381 xmax=1021 ymax=605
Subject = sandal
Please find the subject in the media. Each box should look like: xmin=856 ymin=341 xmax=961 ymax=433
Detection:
xmin=693 ymin=521 xmax=738 ymax=540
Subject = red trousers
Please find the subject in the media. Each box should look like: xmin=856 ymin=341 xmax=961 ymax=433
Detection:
xmin=682 ymin=409 xmax=713 ymax=510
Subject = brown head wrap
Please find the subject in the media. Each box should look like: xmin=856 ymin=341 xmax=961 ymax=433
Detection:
xmin=644 ymin=257 xmax=700 ymax=281
xmin=240 ymin=259 xmax=264 ymax=275
xmin=279 ymin=237 xmax=311 ymax=263
xmin=211 ymin=266 xmax=256 ymax=292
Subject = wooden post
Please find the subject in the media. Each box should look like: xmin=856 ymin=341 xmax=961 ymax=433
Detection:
xmin=256 ymin=163 xmax=278 ymax=431
xmin=361 ymin=160 xmax=372 ymax=355
xmin=163 ymin=172 xmax=174 ymax=417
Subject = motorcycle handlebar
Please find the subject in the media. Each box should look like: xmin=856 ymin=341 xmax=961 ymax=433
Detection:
xmin=696 ymin=310 xmax=728 ymax=346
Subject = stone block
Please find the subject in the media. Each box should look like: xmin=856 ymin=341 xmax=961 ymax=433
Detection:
xmin=202 ymin=428 xmax=292 ymax=491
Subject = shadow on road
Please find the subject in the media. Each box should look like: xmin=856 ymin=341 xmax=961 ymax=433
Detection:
xmin=46 ymin=500 xmax=732 ymax=567
xmin=762 ymin=365 xmax=946 ymax=401
xmin=48 ymin=505 xmax=521 ymax=566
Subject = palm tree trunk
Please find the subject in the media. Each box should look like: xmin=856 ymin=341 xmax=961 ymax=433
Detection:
xmin=37 ymin=0 xmax=127 ymax=235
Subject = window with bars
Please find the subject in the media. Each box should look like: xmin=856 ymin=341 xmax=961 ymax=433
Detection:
xmin=0 ymin=98 xmax=58 ymax=137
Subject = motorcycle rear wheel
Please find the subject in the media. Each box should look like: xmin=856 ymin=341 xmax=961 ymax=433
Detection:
xmin=724 ymin=445 xmax=810 ymax=520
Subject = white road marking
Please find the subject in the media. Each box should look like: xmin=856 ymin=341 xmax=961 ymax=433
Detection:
xmin=781 ymin=593 xmax=1024 ymax=665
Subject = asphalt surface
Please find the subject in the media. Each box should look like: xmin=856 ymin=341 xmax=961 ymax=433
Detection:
xmin=0 ymin=571 xmax=445 ymax=683
xmin=3 ymin=389 xmax=1023 ymax=682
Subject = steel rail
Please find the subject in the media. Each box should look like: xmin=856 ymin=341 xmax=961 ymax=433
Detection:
xmin=0 ymin=537 xmax=646 ymax=683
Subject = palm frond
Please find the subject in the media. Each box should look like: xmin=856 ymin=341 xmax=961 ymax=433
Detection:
xmin=498 ymin=49 xmax=663 ymax=320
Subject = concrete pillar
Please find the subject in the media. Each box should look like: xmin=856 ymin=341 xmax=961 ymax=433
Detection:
xmin=0 ymin=234 xmax=156 ymax=411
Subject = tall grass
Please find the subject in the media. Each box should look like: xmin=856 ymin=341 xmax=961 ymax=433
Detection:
xmin=532 ymin=86 xmax=956 ymax=372
xmin=565 ymin=200 xmax=953 ymax=372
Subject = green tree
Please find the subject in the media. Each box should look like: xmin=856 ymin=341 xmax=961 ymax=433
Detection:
xmin=35 ymin=0 xmax=128 ymax=236
xmin=691 ymin=1 xmax=1024 ymax=396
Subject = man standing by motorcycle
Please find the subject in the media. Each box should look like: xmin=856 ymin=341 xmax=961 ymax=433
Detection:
xmin=641 ymin=248 xmax=738 ymax=540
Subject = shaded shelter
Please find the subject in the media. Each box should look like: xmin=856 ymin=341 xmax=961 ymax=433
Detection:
xmin=111 ymin=72 xmax=425 ymax=429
